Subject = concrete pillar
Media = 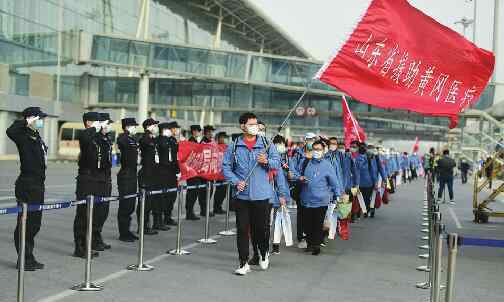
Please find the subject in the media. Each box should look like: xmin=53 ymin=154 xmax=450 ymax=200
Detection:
xmin=213 ymin=14 xmax=223 ymax=49
xmin=0 ymin=64 xmax=10 ymax=94
xmin=138 ymin=73 xmax=149 ymax=123
xmin=46 ymin=117 xmax=59 ymax=159
xmin=0 ymin=111 xmax=9 ymax=156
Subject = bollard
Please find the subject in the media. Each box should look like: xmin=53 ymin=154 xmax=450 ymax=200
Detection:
xmin=445 ymin=233 xmax=458 ymax=302
xmin=72 ymin=196 xmax=102 ymax=291
xmin=127 ymin=189 xmax=154 ymax=271
xmin=198 ymin=182 xmax=217 ymax=244
xmin=169 ymin=188 xmax=191 ymax=255
xmin=219 ymin=183 xmax=236 ymax=236
xmin=17 ymin=203 xmax=27 ymax=302
xmin=430 ymin=214 xmax=444 ymax=302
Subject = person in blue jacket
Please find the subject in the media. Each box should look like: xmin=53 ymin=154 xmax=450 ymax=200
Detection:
xmin=365 ymin=145 xmax=386 ymax=217
xmin=295 ymin=140 xmax=342 ymax=255
xmin=288 ymin=132 xmax=318 ymax=249
xmin=222 ymin=112 xmax=281 ymax=276
xmin=409 ymin=153 xmax=420 ymax=180
xmin=354 ymin=143 xmax=378 ymax=218
xmin=401 ymin=152 xmax=411 ymax=183
xmin=270 ymin=135 xmax=291 ymax=255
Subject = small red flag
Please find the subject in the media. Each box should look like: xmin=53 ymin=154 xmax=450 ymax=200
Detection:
xmin=342 ymin=95 xmax=367 ymax=148
xmin=412 ymin=136 xmax=420 ymax=153
xmin=178 ymin=141 xmax=227 ymax=181
xmin=315 ymin=0 xmax=495 ymax=128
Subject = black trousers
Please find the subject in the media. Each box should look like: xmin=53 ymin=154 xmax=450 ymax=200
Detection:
xmin=213 ymin=182 xmax=227 ymax=211
xmin=461 ymin=171 xmax=468 ymax=184
xmin=14 ymin=178 xmax=44 ymax=260
xmin=303 ymin=206 xmax=327 ymax=248
xmin=235 ymin=199 xmax=270 ymax=263
xmin=158 ymin=191 xmax=177 ymax=219
xmin=360 ymin=186 xmax=374 ymax=212
xmin=252 ymin=204 xmax=273 ymax=256
xmin=186 ymin=178 xmax=207 ymax=215
xmin=388 ymin=176 xmax=396 ymax=193
xmin=117 ymin=173 xmax=138 ymax=237
xmin=74 ymin=176 xmax=112 ymax=245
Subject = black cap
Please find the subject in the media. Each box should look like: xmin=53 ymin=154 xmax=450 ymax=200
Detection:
xmin=22 ymin=107 xmax=48 ymax=119
xmin=216 ymin=131 xmax=229 ymax=138
xmin=99 ymin=112 xmax=113 ymax=123
xmin=83 ymin=112 xmax=101 ymax=122
xmin=158 ymin=122 xmax=171 ymax=131
xmin=121 ymin=117 xmax=138 ymax=129
xmin=167 ymin=121 xmax=180 ymax=129
xmin=142 ymin=118 xmax=159 ymax=129
xmin=190 ymin=125 xmax=201 ymax=132
xmin=203 ymin=125 xmax=215 ymax=132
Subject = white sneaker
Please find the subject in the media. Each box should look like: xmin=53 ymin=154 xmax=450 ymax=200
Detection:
xmin=259 ymin=253 xmax=269 ymax=270
xmin=449 ymin=200 xmax=456 ymax=206
xmin=297 ymin=240 xmax=307 ymax=249
xmin=234 ymin=263 xmax=251 ymax=276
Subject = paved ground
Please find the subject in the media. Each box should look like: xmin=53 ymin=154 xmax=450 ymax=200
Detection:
xmin=0 ymin=161 xmax=503 ymax=302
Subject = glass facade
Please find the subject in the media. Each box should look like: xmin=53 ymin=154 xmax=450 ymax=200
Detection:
xmin=0 ymin=0 xmax=475 ymax=137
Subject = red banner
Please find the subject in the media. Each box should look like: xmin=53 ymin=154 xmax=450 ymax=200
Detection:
xmin=178 ymin=141 xmax=227 ymax=181
xmin=342 ymin=96 xmax=367 ymax=148
xmin=315 ymin=0 xmax=495 ymax=128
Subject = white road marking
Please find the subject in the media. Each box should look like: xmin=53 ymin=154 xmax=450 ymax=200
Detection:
xmin=38 ymin=231 xmax=232 ymax=302
xmin=448 ymin=207 xmax=463 ymax=229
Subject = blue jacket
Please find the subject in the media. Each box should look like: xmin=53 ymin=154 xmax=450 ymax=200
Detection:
xmin=270 ymin=166 xmax=291 ymax=208
xmin=410 ymin=154 xmax=420 ymax=168
xmin=400 ymin=156 xmax=410 ymax=170
xmin=378 ymin=155 xmax=389 ymax=179
xmin=222 ymin=136 xmax=281 ymax=201
xmin=355 ymin=153 xmax=378 ymax=188
xmin=325 ymin=150 xmax=357 ymax=191
xmin=299 ymin=158 xmax=342 ymax=208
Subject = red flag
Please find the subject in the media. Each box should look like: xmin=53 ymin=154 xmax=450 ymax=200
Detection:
xmin=315 ymin=0 xmax=495 ymax=128
xmin=412 ymin=136 xmax=420 ymax=153
xmin=178 ymin=141 xmax=227 ymax=181
xmin=342 ymin=95 xmax=367 ymax=148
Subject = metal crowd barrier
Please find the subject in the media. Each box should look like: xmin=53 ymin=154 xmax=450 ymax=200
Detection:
xmin=0 ymin=181 xmax=233 ymax=302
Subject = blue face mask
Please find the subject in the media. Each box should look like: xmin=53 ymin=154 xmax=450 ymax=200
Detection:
xmin=34 ymin=119 xmax=44 ymax=129
xmin=306 ymin=142 xmax=313 ymax=151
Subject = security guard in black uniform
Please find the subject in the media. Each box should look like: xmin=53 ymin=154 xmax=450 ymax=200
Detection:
xmin=213 ymin=131 xmax=229 ymax=214
xmin=185 ymin=125 xmax=204 ymax=220
xmin=153 ymin=121 xmax=181 ymax=230
xmin=138 ymin=118 xmax=160 ymax=235
xmin=117 ymin=117 xmax=140 ymax=242
xmin=73 ymin=112 xmax=113 ymax=258
xmin=7 ymin=107 xmax=48 ymax=270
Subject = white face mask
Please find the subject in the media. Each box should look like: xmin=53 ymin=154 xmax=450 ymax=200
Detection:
xmin=246 ymin=125 xmax=259 ymax=136
xmin=126 ymin=126 xmax=137 ymax=136
xmin=162 ymin=129 xmax=173 ymax=137
xmin=102 ymin=121 xmax=111 ymax=133
xmin=329 ymin=145 xmax=338 ymax=151
xmin=276 ymin=144 xmax=286 ymax=154
xmin=312 ymin=150 xmax=324 ymax=160
xmin=148 ymin=125 xmax=159 ymax=136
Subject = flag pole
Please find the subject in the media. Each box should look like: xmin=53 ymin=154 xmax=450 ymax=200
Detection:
xmin=237 ymin=81 xmax=312 ymax=193
xmin=343 ymin=95 xmax=362 ymax=142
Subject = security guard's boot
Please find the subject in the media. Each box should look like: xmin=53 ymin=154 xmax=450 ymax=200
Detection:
xmin=73 ymin=241 xmax=99 ymax=258
xmin=153 ymin=215 xmax=170 ymax=231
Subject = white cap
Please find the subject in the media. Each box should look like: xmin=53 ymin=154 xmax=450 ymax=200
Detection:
xmin=304 ymin=132 xmax=317 ymax=140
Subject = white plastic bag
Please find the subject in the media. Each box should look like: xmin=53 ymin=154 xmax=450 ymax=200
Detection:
xmin=273 ymin=209 xmax=283 ymax=244
xmin=357 ymin=192 xmax=368 ymax=214
xmin=281 ymin=207 xmax=293 ymax=246
xmin=326 ymin=203 xmax=338 ymax=240
xmin=370 ymin=189 xmax=376 ymax=209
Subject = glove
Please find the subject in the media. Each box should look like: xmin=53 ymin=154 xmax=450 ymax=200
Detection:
xmin=351 ymin=187 xmax=358 ymax=195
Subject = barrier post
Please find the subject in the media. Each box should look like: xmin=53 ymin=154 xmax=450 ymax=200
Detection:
xmin=445 ymin=233 xmax=458 ymax=302
xmin=127 ymin=190 xmax=154 ymax=271
xmin=430 ymin=213 xmax=444 ymax=302
xmin=72 ymin=196 xmax=102 ymax=291
xmin=16 ymin=203 xmax=27 ymax=302
xmin=198 ymin=182 xmax=217 ymax=244
xmin=219 ymin=183 xmax=236 ymax=236
xmin=169 ymin=187 xmax=191 ymax=255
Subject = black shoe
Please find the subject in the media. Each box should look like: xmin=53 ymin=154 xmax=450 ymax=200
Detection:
xmin=312 ymin=247 xmax=321 ymax=256
xmin=248 ymin=254 xmax=260 ymax=266
xmin=200 ymin=212 xmax=215 ymax=217
xmin=128 ymin=232 xmax=139 ymax=240
xmin=73 ymin=247 xmax=99 ymax=259
xmin=16 ymin=259 xmax=44 ymax=271
xmin=364 ymin=213 xmax=368 ymax=218
xmin=119 ymin=235 xmax=135 ymax=242
xmin=30 ymin=259 xmax=45 ymax=270
xmin=304 ymin=246 xmax=314 ymax=253
xmin=186 ymin=214 xmax=200 ymax=221
xmin=144 ymin=228 xmax=159 ymax=235
xmin=154 ymin=223 xmax=171 ymax=231
xmin=214 ymin=208 xmax=226 ymax=215
xmin=92 ymin=241 xmax=105 ymax=251
xmin=164 ymin=218 xmax=177 ymax=226
xmin=272 ymin=245 xmax=280 ymax=255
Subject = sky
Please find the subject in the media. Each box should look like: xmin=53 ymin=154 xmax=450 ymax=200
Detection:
xmin=250 ymin=0 xmax=495 ymax=61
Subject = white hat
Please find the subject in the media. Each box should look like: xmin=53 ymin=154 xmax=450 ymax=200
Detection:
xmin=304 ymin=132 xmax=317 ymax=140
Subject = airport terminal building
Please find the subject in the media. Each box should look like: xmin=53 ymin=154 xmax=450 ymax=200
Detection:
xmin=0 ymin=0 xmax=496 ymax=158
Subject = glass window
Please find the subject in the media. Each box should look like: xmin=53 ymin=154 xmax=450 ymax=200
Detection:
xmin=253 ymin=87 xmax=271 ymax=109
xmin=129 ymin=41 xmax=150 ymax=67
xmin=270 ymin=59 xmax=289 ymax=84
xmin=250 ymin=56 xmax=270 ymax=83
